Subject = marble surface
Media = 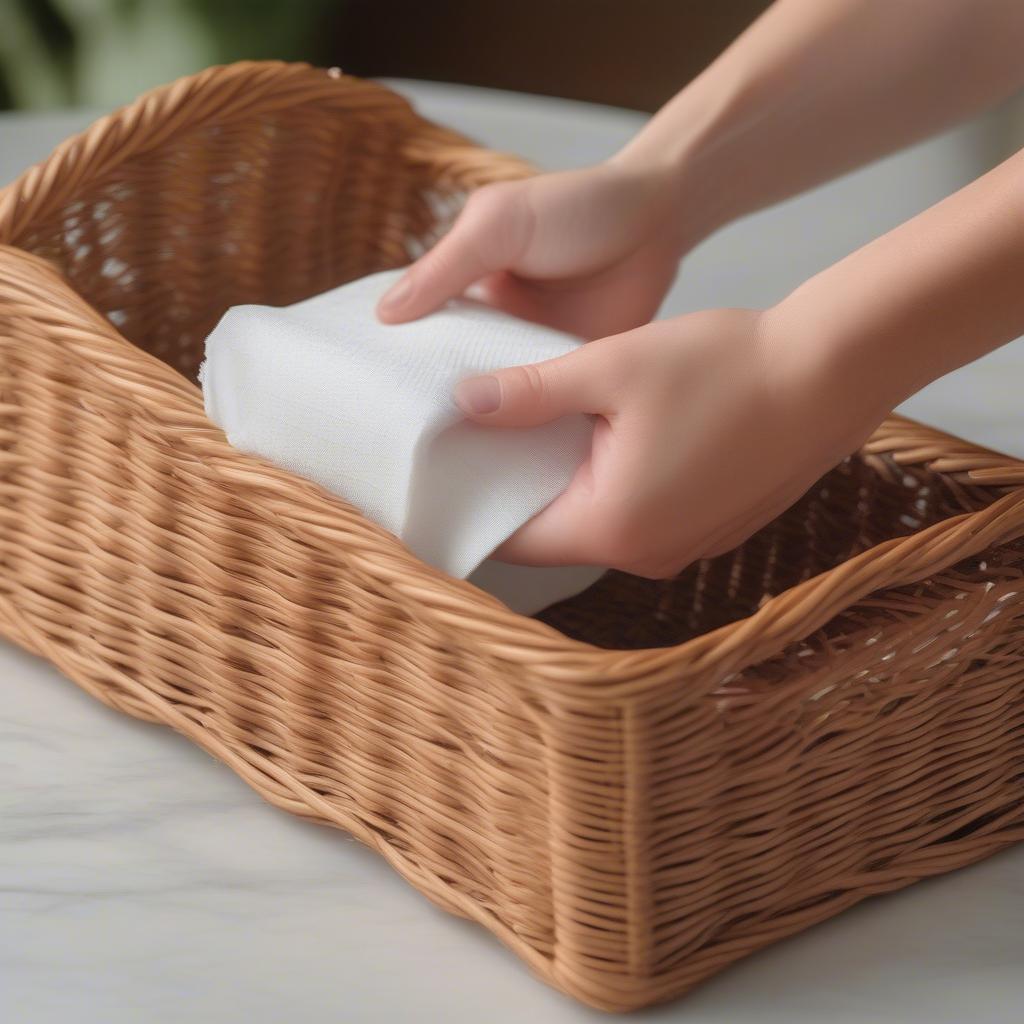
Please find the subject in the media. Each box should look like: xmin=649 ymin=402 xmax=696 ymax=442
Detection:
xmin=3 ymin=80 xmax=1024 ymax=1023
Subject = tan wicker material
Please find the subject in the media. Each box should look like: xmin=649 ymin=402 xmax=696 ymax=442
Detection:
xmin=3 ymin=62 xmax=1024 ymax=1012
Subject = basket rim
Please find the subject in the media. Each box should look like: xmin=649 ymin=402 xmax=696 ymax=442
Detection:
xmin=3 ymin=61 xmax=1024 ymax=698
xmin=0 ymin=60 xmax=533 ymax=246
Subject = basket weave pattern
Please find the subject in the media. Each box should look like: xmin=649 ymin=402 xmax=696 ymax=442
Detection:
xmin=3 ymin=63 xmax=1024 ymax=1012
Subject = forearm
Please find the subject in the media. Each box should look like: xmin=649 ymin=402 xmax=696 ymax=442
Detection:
xmin=615 ymin=0 xmax=1024 ymax=245
xmin=771 ymin=145 xmax=1024 ymax=416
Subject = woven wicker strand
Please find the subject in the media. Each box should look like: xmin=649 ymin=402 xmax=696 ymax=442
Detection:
xmin=3 ymin=63 xmax=1024 ymax=1012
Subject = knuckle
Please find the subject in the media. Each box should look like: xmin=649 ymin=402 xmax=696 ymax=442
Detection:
xmin=508 ymin=362 xmax=547 ymax=405
xmin=421 ymin=239 xmax=459 ymax=277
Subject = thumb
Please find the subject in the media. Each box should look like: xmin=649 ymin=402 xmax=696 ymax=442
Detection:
xmin=453 ymin=340 xmax=618 ymax=428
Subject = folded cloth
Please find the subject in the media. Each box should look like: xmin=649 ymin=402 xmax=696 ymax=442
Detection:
xmin=200 ymin=269 xmax=603 ymax=615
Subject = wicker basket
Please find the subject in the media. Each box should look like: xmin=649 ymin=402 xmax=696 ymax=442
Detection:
xmin=3 ymin=62 xmax=1024 ymax=1013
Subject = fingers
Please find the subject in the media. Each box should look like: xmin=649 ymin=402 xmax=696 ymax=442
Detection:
xmin=454 ymin=337 xmax=623 ymax=427
xmin=479 ymin=256 xmax=669 ymax=340
xmin=630 ymin=479 xmax=815 ymax=578
xmin=698 ymin=485 xmax=808 ymax=562
xmin=499 ymin=463 xmax=821 ymax=576
xmin=493 ymin=474 xmax=605 ymax=567
xmin=377 ymin=183 xmax=532 ymax=323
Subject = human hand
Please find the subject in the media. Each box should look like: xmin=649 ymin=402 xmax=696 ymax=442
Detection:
xmin=453 ymin=307 xmax=897 ymax=578
xmin=376 ymin=160 xmax=691 ymax=339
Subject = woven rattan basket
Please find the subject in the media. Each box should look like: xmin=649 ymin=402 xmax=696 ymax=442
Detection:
xmin=4 ymin=62 xmax=1024 ymax=1012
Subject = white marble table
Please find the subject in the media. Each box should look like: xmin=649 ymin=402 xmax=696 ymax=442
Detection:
xmin=3 ymin=80 xmax=1024 ymax=1024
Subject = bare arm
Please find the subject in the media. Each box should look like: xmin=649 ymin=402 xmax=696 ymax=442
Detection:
xmin=618 ymin=0 xmax=1024 ymax=245
xmin=379 ymin=0 xmax=1024 ymax=575
xmin=449 ymin=145 xmax=1024 ymax=576
xmin=380 ymin=0 xmax=1024 ymax=334
xmin=772 ymin=143 xmax=1024 ymax=413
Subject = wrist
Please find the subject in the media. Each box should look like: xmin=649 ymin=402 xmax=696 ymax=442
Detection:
xmin=608 ymin=68 xmax=767 ymax=253
xmin=606 ymin=112 xmax=741 ymax=256
xmin=761 ymin=150 xmax=1024 ymax=420
xmin=760 ymin=287 xmax=910 ymax=448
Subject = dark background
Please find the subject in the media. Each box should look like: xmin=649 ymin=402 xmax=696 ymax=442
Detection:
xmin=2 ymin=0 xmax=771 ymax=112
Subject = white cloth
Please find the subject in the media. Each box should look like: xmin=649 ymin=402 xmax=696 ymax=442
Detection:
xmin=200 ymin=270 xmax=603 ymax=614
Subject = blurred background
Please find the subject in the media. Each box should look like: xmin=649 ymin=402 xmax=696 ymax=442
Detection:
xmin=6 ymin=0 xmax=1023 ymax=151
xmin=1 ymin=0 xmax=774 ymax=112
xmin=5 ymin=0 xmax=1024 ymax=153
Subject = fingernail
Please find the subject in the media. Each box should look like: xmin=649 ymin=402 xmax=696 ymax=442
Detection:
xmin=455 ymin=375 xmax=501 ymax=415
xmin=379 ymin=276 xmax=411 ymax=311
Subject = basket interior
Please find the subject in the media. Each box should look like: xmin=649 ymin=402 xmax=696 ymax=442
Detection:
xmin=540 ymin=453 xmax=1005 ymax=649
xmin=14 ymin=100 xmax=464 ymax=384
xmin=12 ymin=100 xmax=1006 ymax=653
